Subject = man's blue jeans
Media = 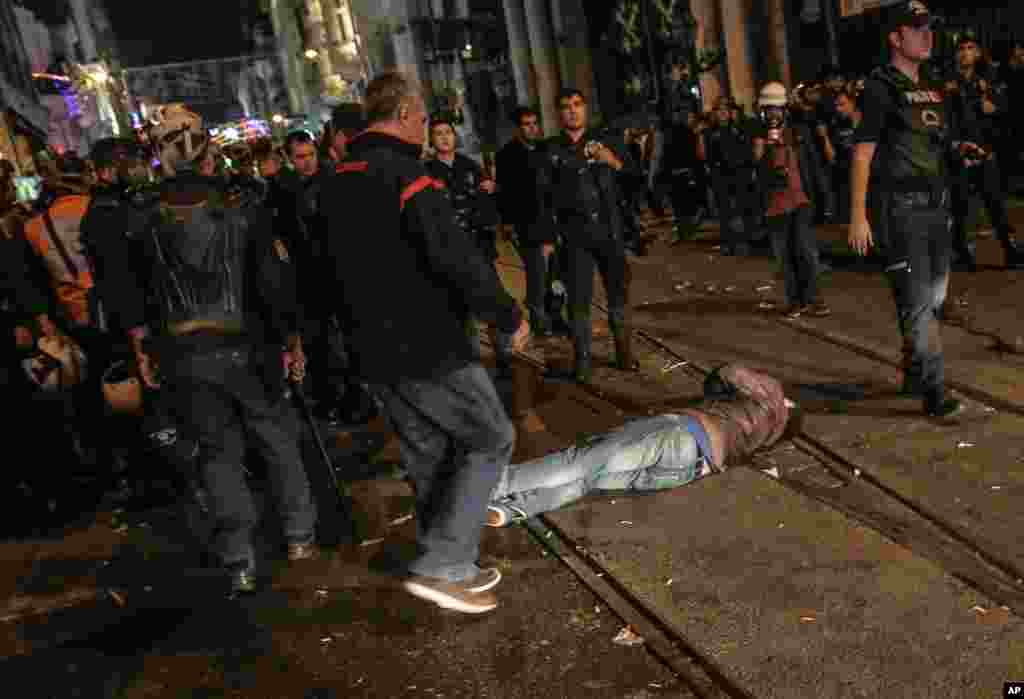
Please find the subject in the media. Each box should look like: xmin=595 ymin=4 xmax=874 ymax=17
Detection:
xmin=370 ymin=363 xmax=515 ymax=582
xmin=161 ymin=345 xmax=317 ymax=568
xmin=879 ymin=192 xmax=953 ymax=397
xmin=490 ymin=414 xmax=712 ymax=520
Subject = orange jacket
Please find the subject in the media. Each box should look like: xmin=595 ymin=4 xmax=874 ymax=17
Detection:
xmin=23 ymin=194 xmax=94 ymax=326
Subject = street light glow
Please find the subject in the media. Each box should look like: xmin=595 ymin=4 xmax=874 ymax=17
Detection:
xmin=305 ymin=49 xmax=319 ymax=59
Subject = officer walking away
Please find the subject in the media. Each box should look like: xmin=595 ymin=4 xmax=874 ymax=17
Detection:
xmin=848 ymin=1 xmax=963 ymax=419
xmin=496 ymin=107 xmax=563 ymax=336
xmin=541 ymin=88 xmax=640 ymax=384
xmin=322 ymin=72 xmax=529 ymax=614
xmin=945 ymin=29 xmax=1023 ymax=270
xmin=701 ymin=97 xmax=761 ymax=256
xmin=111 ymin=104 xmax=319 ymax=594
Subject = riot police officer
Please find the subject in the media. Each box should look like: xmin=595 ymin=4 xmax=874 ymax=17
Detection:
xmin=946 ymin=30 xmax=1023 ymax=269
xmin=540 ymin=88 xmax=639 ymax=384
xmin=425 ymin=113 xmax=512 ymax=373
xmin=701 ymin=97 xmax=761 ymax=255
xmin=848 ymin=1 xmax=964 ymax=419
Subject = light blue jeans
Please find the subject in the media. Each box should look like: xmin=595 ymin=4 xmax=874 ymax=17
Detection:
xmin=490 ymin=414 xmax=713 ymax=522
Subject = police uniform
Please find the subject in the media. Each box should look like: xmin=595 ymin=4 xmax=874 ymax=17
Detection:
xmin=703 ymin=117 xmax=761 ymax=254
xmin=946 ymin=57 xmax=1023 ymax=268
xmin=540 ymin=129 xmax=637 ymax=382
xmin=856 ymin=61 xmax=958 ymax=414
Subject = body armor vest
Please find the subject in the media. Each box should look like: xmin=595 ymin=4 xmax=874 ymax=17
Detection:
xmin=870 ymin=65 xmax=949 ymax=186
xmin=148 ymin=203 xmax=249 ymax=334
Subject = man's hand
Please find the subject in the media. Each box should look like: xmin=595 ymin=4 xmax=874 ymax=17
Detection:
xmin=592 ymin=143 xmax=623 ymax=170
xmin=510 ymin=318 xmax=531 ymax=353
xmin=981 ymin=96 xmax=997 ymax=115
xmin=14 ymin=326 xmax=33 ymax=349
xmin=848 ymin=218 xmax=874 ymax=256
xmin=479 ymin=178 xmax=496 ymax=194
xmin=959 ymin=141 xmax=987 ymax=167
xmin=542 ymin=242 xmax=555 ymax=258
xmin=136 ymin=351 xmax=161 ymax=389
xmin=284 ymin=335 xmax=306 ymax=383
xmin=35 ymin=314 xmax=63 ymax=346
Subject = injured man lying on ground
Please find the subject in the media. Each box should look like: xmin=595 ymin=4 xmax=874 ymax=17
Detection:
xmin=487 ymin=364 xmax=795 ymax=527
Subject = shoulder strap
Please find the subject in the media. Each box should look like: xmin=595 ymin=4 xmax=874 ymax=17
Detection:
xmin=41 ymin=208 xmax=80 ymax=278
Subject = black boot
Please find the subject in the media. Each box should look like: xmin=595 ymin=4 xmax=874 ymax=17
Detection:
xmin=609 ymin=317 xmax=640 ymax=372
xmin=545 ymin=289 xmax=571 ymax=336
xmin=572 ymin=308 xmax=594 ymax=384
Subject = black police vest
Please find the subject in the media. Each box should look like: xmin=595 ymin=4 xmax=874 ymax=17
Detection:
xmin=870 ymin=66 xmax=948 ymax=187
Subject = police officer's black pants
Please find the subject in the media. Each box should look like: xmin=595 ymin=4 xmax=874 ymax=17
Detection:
xmin=160 ymin=345 xmax=317 ymax=568
xmin=518 ymin=239 xmax=551 ymax=327
xmin=566 ymin=237 xmax=629 ymax=362
xmin=711 ymin=170 xmax=761 ymax=249
xmin=878 ymin=192 xmax=952 ymax=400
xmin=768 ymin=205 xmax=819 ymax=306
xmin=304 ymin=311 xmax=350 ymax=405
xmin=951 ymin=157 xmax=1012 ymax=254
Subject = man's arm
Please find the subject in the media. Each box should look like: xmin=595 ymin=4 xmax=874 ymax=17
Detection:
xmin=405 ymin=183 xmax=523 ymax=335
xmin=848 ymin=78 xmax=891 ymax=255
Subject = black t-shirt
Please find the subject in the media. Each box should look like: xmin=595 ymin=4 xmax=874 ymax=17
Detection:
xmin=853 ymin=78 xmax=897 ymax=145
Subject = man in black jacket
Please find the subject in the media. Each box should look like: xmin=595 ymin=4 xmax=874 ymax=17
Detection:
xmin=496 ymin=107 xmax=565 ymax=336
xmin=703 ymin=98 xmax=761 ymax=256
xmin=322 ymin=72 xmax=529 ymax=614
xmin=109 ymin=105 xmax=318 ymax=594
xmin=539 ymin=88 xmax=639 ymax=384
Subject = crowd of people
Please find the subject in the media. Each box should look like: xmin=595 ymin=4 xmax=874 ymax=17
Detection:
xmin=0 ymin=1 xmax=1018 ymax=612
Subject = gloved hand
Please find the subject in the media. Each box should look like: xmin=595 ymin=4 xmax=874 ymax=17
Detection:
xmin=700 ymin=364 xmax=791 ymax=463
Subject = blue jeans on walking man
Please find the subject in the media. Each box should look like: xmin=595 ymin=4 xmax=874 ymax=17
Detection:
xmin=370 ymin=363 xmax=516 ymax=582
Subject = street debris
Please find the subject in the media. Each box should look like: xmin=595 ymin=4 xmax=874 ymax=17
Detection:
xmin=613 ymin=626 xmax=644 ymax=646
xmin=970 ymin=605 xmax=988 ymax=615
xmin=761 ymin=467 xmax=781 ymax=479
xmin=321 ymin=636 xmax=333 ymax=644
xmin=756 ymin=285 xmax=774 ymax=292
xmin=315 ymin=588 xmax=329 ymax=597
xmin=666 ymin=578 xmax=674 ymax=586
xmin=800 ymin=616 xmax=817 ymax=623
xmin=984 ymin=406 xmax=996 ymax=413
xmin=778 ymin=523 xmax=785 ymax=529
xmin=107 ymin=589 xmax=126 ymax=607
xmin=661 ymin=360 xmax=688 ymax=373
xmin=991 ymin=485 xmax=1002 ymax=490
xmin=853 ymin=468 xmax=862 ymax=478
xmin=957 ymin=441 xmax=975 ymax=449
xmin=358 ymin=537 xmax=385 ymax=547
xmin=389 ymin=513 xmax=414 ymax=526
xmin=758 ymin=301 xmax=776 ymax=310
xmin=619 ymin=520 xmax=634 ymax=526
xmin=724 ymin=285 xmax=737 ymax=292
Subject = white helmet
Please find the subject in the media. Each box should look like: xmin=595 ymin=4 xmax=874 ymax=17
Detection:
xmin=149 ymin=104 xmax=208 ymax=176
xmin=758 ymin=82 xmax=789 ymax=109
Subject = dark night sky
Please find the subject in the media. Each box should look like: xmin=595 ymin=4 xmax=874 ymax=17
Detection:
xmin=103 ymin=0 xmax=251 ymax=66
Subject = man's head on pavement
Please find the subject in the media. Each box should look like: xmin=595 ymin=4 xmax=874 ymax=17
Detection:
xmin=512 ymin=107 xmax=541 ymax=144
xmin=885 ymin=1 xmax=935 ymax=64
xmin=557 ymin=88 xmax=588 ymax=133
xmin=364 ymin=72 xmax=429 ymax=147
xmin=429 ymin=114 xmax=458 ymax=157
xmin=286 ymin=130 xmax=319 ymax=178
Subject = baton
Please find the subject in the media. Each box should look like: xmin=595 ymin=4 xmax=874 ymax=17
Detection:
xmin=287 ymin=379 xmax=342 ymax=495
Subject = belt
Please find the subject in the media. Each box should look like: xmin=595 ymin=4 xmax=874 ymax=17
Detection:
xmin=166 ymin=319 xmax=245 ymax=337
xmin=890 ymin=189 xmax=949 ymax=209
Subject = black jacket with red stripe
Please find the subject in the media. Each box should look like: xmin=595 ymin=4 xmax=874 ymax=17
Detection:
xmin=321 ymin=132 xmax=522 ymax=383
